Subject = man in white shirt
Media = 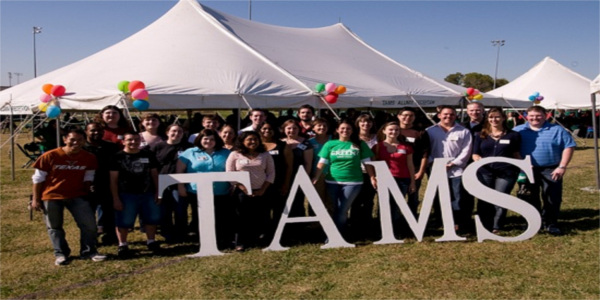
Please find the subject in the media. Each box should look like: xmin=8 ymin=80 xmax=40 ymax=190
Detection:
xmin=239 ymin=109 xmax=266 ymax=134
xmin=426 ymin=106 xmax=473 ymax=233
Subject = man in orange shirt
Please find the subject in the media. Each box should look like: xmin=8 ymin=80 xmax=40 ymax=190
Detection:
xmin=32 ymin=128 xmax=106 ymax=266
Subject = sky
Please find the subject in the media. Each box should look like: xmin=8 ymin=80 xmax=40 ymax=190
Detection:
xmin=0 ymin=0 xmax=598 ymax=88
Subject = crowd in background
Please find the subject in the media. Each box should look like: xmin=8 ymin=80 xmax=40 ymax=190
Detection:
xmin=28 ymin=102 xmax=577 ymax=265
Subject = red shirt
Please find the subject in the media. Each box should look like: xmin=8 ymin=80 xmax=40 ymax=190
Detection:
xmin=102 ymin=126 xmax=128 ymax=146
xmin=33 ymin=148 xmax=97 ymax=200
xmin=376 ymin=141 xmax=413 ymax=178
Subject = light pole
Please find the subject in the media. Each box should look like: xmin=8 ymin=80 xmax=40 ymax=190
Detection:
xmin=491 ymin=40 xmax=505 ymax=90
xmin=33 ymin=26 xmax=42 ymax=78
xmin=248 ymin=0 xmax=252 ymax=20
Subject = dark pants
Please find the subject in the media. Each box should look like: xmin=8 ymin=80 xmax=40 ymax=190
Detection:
xmin=529 ymin=166 xmax=563 ymax=227
xmin=234 ymin=189 xmax=268 ymax=248
xmin=160 ymin=188 xmax=189 ymax=242
xmin=90 ymin=191 xmax=117 ymax=244
xmin=350 ymin=173 xmax=377 ymax=239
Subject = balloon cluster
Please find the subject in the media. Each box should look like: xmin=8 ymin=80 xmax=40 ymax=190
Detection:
xmin=39 ymin=83 xmax=66 ymax=118
xmin=315 ymin=82 xmax=346 ymax=104
xmin=464 ymin=87 xmax=483 ymax=101
xmin=528 ymin=92 xmax=544 ymax=105
xmin=118 ymin=80 xmax=150 ymax=111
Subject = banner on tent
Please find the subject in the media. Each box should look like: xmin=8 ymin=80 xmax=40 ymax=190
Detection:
xmin=0 ymin=105 xmax=33 ymax=115
xmin=377 ymin=99 xmax=437 ymax=107
xmin=158 ymin=156 xmax=541 ymax=257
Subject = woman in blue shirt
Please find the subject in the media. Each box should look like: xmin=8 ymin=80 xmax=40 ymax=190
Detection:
xmin=177 ymin=129 xmax=232 ymax=248
xmin=472 ymin=108 xmax=521 ymax=233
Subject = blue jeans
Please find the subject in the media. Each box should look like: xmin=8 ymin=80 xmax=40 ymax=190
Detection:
xmin=530 ymin=166 xmax=563 ymax=227
xmin=326 ymin=183 xmax=362 ymax=235
xmin=390 ymin=177 xmax=413 ymax=222
xmin=407 ymin=177 xmax=423 ymax=217
xmin=449 ymin=176 xmax=473 ymax=229
xmin=477 ymin=171 xmax=518 ymax=230
xmin=115 ymin=192 xmax=161 ymax=228
xmin=43 ymin=198 xmax=98 ymax=258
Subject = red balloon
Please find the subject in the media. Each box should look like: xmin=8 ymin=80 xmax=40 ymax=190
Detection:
xmin=128 ymin=80 xmax=145 ymax=92
xmin=466 ymin=87 xmax=475 ymax=96
xmin=51 ymin=85 xmax=66 ymax=97
xmin=325 ymin=92 xmax=338 ymax=104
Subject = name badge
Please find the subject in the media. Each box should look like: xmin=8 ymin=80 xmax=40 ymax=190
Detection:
xmin=499 ymin=139 xmax=510 ymax=144
xmin=269 ymin=150 xmax=279 ymax=155
xmin=140 ymin=142 xmax=148 ymax=147
xmin=240 ymin=159 xmax=251 ymax=165
xmin=397 ymin=149 xmax=407 ymax=154
xmin=199 ymin=156 xmax=208 ymax=161
xmin=406 ymin=137 xmax=415 ymax=143
xmin=296 ymin=143 xmax=307 ymax=151
xmin=139 ymin=158 xmax=149 ymax=163
xmin=117 ymin=135 xmax=124 ymax=140
xmin=448 ymin=135 xmax=459 ymax=141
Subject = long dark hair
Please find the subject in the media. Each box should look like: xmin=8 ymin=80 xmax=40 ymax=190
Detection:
xmin=94 ymin=105 xmax=130 ymax=129
xmin=480 ymin=107 xmax=508 ymax=139
xmin=335 ymin=119 xmax=362 ymax=150
xmin=193 ymin=129 xmax=224 ymax=151
xmin=234 ymin=131 xmax=266 ymax=155
xmin=258 ymin=120 xmax=281 ymax=141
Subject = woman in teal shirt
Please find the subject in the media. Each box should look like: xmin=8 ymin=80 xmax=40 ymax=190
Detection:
xmin=312 ymin=120 xmax=376 ymax=239
xmin=176 ymin=129 xmax=232 ymax=248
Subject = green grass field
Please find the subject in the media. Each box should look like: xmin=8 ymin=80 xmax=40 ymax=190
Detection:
xmin=1 ymin=132 xmax=598 ymax=299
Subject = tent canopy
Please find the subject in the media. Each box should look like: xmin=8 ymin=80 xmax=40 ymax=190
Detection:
xmin=488 ymin=57 xmax=594 ymax=110
xmin=1 ymin=0 xmax=526 ymax=114
xmin=591 ymin=74 xmax=600 ymax=94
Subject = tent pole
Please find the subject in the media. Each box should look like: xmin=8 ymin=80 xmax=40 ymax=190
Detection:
xmin=9 ymin=105 xmax=15 ymax=181
xmin=56 ymin=117 xmax=61 ymax=150
xmin=591 ymin=93 xmax=600 ymax=190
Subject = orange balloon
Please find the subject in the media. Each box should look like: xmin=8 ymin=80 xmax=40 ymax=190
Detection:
xmin=334 ymin=85 xmax=347 ymax=94
xmin=42 ymin=84 xmax=53 ymax=95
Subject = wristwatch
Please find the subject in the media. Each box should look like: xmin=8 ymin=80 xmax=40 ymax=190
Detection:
xmin=558 ymin=165 xmax=567 ymax=169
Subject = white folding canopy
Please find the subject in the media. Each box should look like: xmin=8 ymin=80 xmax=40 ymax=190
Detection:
xmin=0 ymin=0 xmax=480 ymax=114
xmin=488 ymin=57 xmax=594 ymax=110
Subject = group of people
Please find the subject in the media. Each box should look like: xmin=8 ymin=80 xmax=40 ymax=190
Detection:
xmin=30 ymin=102 xmax=575 ymax=265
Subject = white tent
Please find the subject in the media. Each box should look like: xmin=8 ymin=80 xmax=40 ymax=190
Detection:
xmin=0 ymin=0 xmax=471 ymax=115
xmin=591 ymin=74 xmax=600 ymax=94
xmin=488 ymin=57 xmax=594 ymax=109
xmin=436 ymin=81 xmax=531 ymax=109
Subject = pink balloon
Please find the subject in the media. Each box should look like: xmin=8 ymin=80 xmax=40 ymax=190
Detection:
xmin=51 ymin=85 xmax=66 ymax=97
xmin=325 ymin=82 xmax=337 ymax=93
xmin=537 ymin=96 xmax=544 ymax=101
xmin=40 ymin=94 xmax=52 ymax=103
xmin=473 ymin=89 xmax=480 ymax=95
xmin=131 ymin=89 xmax=149 ymax=100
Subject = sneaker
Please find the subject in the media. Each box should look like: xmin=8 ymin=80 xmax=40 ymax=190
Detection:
xmin=88 ymin=253 xmax=107 ymax=262
xmin=55 ymin=256 xmax=70 ymax=266
xmin=147 ymin=241 xmax=161 ymax=252
xmin=546 ymin=225 xmax=562 ymax=235
xmin=117 ymin=245 xmax=131 ymax=258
